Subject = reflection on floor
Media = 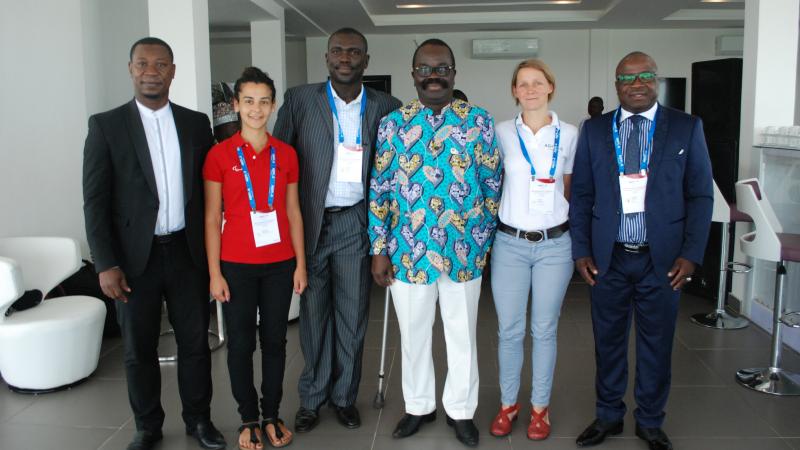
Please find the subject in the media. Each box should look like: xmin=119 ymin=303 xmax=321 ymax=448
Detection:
xmin=1 ymin=278 xmax=799 ymax=450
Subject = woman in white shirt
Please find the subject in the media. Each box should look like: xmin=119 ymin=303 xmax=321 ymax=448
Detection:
xmin=489 ymin=59 xmax=577 ymax=441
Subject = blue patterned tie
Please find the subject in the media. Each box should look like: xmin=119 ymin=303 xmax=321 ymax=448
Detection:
xmin=625 ymin=115 xmax=643 ymax=175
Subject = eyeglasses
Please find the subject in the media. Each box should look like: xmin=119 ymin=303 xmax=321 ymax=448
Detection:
xmin=616 ymin=71 xmax=657 ymax=84
xmin=413 ymin=65 xmax=455 ymax=77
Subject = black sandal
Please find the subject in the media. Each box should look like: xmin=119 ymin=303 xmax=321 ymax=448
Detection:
xmin=262 ymin=418 xmax=292 ymax=448
xmin=237 ymin=422 xmax=263 ymax=450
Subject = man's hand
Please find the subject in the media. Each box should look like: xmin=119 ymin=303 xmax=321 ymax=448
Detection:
xmin=371 ymin=255 xmax=395 ymax=287
xmin=575 ymin=257 xmax=599 ymax=286
xmin=668 ymin=257 xmax=696 ymax=291
xmin=99 ymin=267 xmax=131 ymax=302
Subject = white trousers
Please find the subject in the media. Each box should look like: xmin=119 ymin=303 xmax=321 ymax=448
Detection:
xmin=390 ymin=275 xmax=481 ymax=420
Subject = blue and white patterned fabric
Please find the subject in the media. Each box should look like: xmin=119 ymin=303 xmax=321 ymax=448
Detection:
xmin=368 ymin=99 xmax=503 ymax=285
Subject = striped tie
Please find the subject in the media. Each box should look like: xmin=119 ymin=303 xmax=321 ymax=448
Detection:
xmin=625 ymin=115 xmax=643 ymax=175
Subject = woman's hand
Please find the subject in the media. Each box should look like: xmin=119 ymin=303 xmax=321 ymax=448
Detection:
xmin=293 ymin=266 xmax=308 ymax=295
xmin=210 ymin=273 xmax=230 ymax=302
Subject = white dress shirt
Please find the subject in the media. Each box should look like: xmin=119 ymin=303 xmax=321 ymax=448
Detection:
xmin=325 ymin=82 xmax=365 ymax=208
xmin=495 ymin=111 xmax=578 ymax=231
xmin=135 ymin=100 xmax=185 ymax=235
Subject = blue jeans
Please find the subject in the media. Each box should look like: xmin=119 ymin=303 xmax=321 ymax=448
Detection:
xmin=490 ymin=230 xmax=573 ymax=407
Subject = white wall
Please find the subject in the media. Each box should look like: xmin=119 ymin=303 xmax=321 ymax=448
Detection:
xmin=306 ymin=28 xmax=741 ymax=126
xmin=211 ymin=41 xmax=252 ymax=83
xmin=210 ymin=38 xmax=307 ymax=95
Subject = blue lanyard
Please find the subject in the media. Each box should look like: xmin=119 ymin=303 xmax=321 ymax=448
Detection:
xmin=612 ymin=107 xmax=658 ymax=175
xmin=515 ymin=117 xmax=560 ymax=180
xmin=236 ymin=145 xmax=276 ymax=211
xmin=326 ymin=81 xmax=367 ymax=145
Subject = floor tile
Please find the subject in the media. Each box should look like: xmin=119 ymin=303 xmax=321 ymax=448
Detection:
xmin=0 ymin=423 xmax=116 ymax=450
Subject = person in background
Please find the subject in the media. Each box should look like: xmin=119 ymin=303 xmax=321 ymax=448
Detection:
xmin=570 ymin=52 xmax=713 ymax=450
xmin=578 ymin=96 xmax=604 ymax=133
xmin=204 ymin=66 xmax=307 ymax=449
xmin=489 ymin=59 xmax=577 ymax=441
xmin=453 ymin=88 xmax=469 ymax=102
xmin=212 ymin=81 xmax=240 ymax=143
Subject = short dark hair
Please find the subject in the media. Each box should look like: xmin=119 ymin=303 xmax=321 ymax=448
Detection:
xmin=328 ymin=27 xmax=368 ymax=53
xmin=589 ymin=96 xmax=604 ymax=104
xmin=412 ymin=39 xmax=455 ymax=67
xmin=129 ymin=37 xmax=174 ymax=62
xmin=234 ymin=66 xmax=276 ymax=101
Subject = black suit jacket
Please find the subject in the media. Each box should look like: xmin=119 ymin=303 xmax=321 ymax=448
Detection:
xmin=273 ymin=83 xmax=402 ymax=254
xmin=83 ymin=99 xmax=214 ymax=277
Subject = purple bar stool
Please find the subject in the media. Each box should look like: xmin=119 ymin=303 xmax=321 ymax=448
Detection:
xmin=734 ymin=178 xmax=800 ymax=396
xmin=691 ymin=181 xmax=752 ymax=329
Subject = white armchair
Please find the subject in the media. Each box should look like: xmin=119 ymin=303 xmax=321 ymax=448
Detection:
xmin=0 ymin=237 xmax=106 ymax=393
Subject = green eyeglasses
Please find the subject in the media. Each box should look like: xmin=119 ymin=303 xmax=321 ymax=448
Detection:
xmin=616 ymin=71 xmax=657 ymax=84
xmin=413 ymin=65 xmax=455 ymax=77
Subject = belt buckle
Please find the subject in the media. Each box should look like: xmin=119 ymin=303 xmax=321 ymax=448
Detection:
xmin=621 ymin=243 xmax=640 ymax=253
xmin=523 ymin=230 xmax=544 ymax=243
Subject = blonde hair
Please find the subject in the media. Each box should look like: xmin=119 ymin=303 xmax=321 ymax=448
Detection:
xmin=510 ymin=59 xmax=556 ymax=105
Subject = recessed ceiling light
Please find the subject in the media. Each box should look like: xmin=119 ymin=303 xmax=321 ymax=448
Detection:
xmin=700 ymin=0 xmax=744 ymax=3
xmin=396 ymin=1 xmax=581 ymax=9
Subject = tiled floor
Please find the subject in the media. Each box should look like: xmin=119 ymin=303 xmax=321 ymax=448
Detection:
xmin=2 ymin=277 xmax=799 ymax=450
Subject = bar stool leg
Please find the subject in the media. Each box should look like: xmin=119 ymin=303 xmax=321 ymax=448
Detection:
xmin=692 ymin=223 xmax=749 ymax=329
xmin=736 ymin=261 xmax=800 ymax=395
xmin=159 ymin=298 xmax=226 ymax=364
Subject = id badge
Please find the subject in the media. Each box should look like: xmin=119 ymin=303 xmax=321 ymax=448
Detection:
xmin=619 ymin=174 xmax=647 ymax=214
xmin=336 ymin=143 xmax=363 ymax=183
xmin=529 ymin=178 xmax=556 ymax=214
xmin=250 ymin=210 xmax=280 ymax=247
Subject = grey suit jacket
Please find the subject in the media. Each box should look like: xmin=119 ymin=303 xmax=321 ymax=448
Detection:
xmin=273 ymin=82 xmax=402 ymax=254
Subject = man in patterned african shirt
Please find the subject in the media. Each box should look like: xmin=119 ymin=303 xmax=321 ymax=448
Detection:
xmin=368 ymin=39 xmax=502 ymax=448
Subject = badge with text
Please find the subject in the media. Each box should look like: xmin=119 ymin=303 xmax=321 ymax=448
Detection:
xmin=619 ymin=173 xmax=647 ymax=214
xmin=529 ymin=178 xmax=556 ymax=214
xmin=336 ymin=143 xmax=364 ymax=183
xmin=250 ymin=210 xmax=280 ymax=247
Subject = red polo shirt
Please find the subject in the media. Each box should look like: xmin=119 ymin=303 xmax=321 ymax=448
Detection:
xmin=203 ymin=132 xmax=299 ymax=264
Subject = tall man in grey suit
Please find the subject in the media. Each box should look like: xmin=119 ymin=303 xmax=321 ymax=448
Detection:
xmin=83 ymin=37 xmax=225 ymax=450
xmin=273 ymin=28 xmax=401 ymax=432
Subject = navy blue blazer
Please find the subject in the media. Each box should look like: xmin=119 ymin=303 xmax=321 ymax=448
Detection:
xmin=569 ymin=104 xmax=713 ymax=279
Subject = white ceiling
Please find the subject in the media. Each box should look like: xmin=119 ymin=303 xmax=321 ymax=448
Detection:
xmin=208 ymin=0 xmax=745 ymax=39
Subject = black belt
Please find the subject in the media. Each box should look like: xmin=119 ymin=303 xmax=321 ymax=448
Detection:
xmin=615 ymin=242 xmax=650 ymax=253
xmin=324 ymin=201 xmax=363 ymax=214
xmin=498 ymin=222 xmax=569 ymax=243
xmin=154 ymin=229 xmax=184 ymax=245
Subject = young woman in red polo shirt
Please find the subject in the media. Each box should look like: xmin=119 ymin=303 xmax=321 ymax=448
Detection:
xmin=204 ymin=67 xmax=306 ymax=450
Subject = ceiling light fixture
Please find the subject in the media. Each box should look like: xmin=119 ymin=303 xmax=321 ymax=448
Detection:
xmin=397 ymin=1 xmax=580 ymax=9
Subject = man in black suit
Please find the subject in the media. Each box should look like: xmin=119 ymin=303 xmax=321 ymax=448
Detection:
xmin=83 ymin=37 xmax=225 ymax=450
xmin=273 ymin=28 xmax=401 ymax=433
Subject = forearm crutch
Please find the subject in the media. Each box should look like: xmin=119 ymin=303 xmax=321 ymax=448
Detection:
xmin=373 ymin=287 xmax=391 ymax=409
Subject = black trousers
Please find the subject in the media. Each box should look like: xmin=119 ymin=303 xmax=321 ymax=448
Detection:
xmin=116 ymin=234 xmax=212 ymax=432
xmin=221 ymin=258 xmax=295 ymax=422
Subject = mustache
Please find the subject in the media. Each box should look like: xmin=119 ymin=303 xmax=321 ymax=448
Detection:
xmin=422 ymin=78 xmax=449 ymax=90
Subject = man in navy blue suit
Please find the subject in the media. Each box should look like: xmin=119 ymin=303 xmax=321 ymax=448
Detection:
xmin=569 ymin=52 xmax=713 ymax=450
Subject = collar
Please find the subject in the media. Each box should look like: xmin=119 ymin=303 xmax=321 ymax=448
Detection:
xmin=412 ymin=98 xmax=455 ymax=116
xmin=135 ymin=99 xmax=172 ymax=119
xmin=515 ymin=111 xmax=560 ymax=134
xmin=328 ymin=80 xmax=364 ymax=106
xmin=619 ymin=103 xmax=658 ymax=122
xmin=229 ymin=131 xmax=272 ymax=154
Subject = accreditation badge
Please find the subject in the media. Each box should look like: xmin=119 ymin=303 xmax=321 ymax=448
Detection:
xmin=336 ymin=143 xmax=363 ymax=183
xmin=619 ymin=174 xmax=647 ymax=214
xmin=250 ymin=210 xmax=280 ymax=247
xmin=529 ymin=178 xmax=556 ymax=214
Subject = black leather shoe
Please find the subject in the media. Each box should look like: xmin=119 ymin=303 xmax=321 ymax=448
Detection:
xmin=635 ymin=424 xmax=673 ymax=450
xmin=127 ymin=430 xmax=163 ymax=450
xmin=446 ymin=415 xmax=479 ymax=447
xmin=185 ymin=421 xmax=226 ymax=449
xmin=576 ymin=419 xmax=623 ymax=447
xmin=295 ymin=407 xmax=320 ymax=433
xmin=392 ymin=411 xmax=437 ymax=438
xmin=331 ymin=403 xmax=361 ymax=429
